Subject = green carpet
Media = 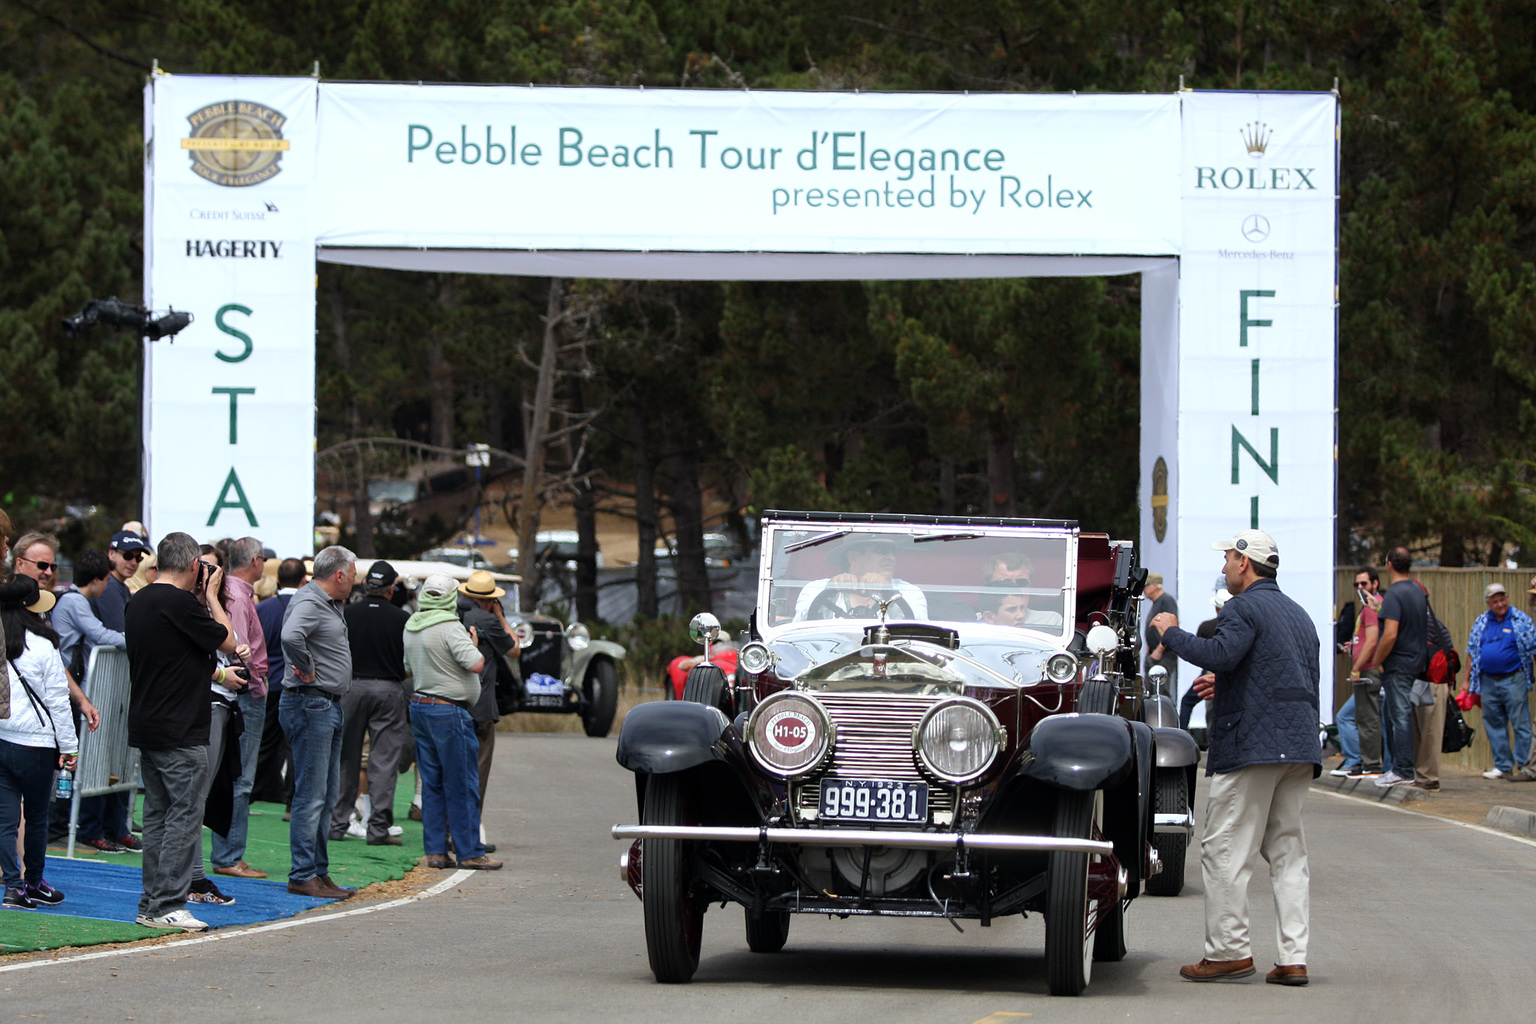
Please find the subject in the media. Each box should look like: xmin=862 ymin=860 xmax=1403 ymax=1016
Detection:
xmin=1 ymin=771 xmax=425 ymax=956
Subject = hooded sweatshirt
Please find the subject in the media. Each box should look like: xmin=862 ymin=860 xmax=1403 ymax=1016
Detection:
xmin=403 ymin=576 xmax=482 ymax=706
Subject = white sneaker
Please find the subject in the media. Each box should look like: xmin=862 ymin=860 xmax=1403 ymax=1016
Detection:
xmin=1374 ymin=771 xmax=1411 ymax=788
xmin=1330 ymin=766 xmax=1356 ymax=777
xmin=136 ymin=909 xmax=209 ymax=932
xmin=387 ymin=825 xmax=404 ymax=837
xmin=1483 ymin=768 xmax=1507 ymax=779
xmin=346 ymin=818 xmax=367 ymax=839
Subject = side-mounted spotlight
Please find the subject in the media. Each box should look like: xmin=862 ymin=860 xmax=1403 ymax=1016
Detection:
xmin=62 ymin=297 xmax=193 ymax=342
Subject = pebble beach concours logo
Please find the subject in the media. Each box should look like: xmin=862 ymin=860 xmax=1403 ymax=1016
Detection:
xmin=182 ymin=101 xmax=290 ymax=187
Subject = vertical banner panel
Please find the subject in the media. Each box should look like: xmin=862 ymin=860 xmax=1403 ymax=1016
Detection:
xmin=1177 ymin=92 xmax=1339 ymax=725
xmin=145 ymin=75 xmax=316 ymax=557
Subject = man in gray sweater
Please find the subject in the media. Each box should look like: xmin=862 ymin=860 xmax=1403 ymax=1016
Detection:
xmin=1150 ymin=529 xmax=1321 ymax=988
xmin=279 ymin=545 xmax=356 ymax=900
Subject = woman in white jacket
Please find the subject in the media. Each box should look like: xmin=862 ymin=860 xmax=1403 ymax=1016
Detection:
xmin=1 ymin=585 xmax=79 ymax=910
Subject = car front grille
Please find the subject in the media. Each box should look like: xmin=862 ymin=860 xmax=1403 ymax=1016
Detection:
xmin=795 ymin=692 xmax=954 ymax=826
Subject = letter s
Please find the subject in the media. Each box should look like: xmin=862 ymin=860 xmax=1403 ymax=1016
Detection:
xmin=214 ymin=304 xmax=253 ymax=363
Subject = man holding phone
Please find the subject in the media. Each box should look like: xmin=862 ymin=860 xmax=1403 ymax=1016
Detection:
xmin=1341 ymin=567 xmax=1384 ymax=777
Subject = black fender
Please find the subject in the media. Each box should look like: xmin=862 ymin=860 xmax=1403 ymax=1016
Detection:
xmin=615 ymin=699 xmax=732 ymax=775
xmin=1019 ymin=712 xmax=1136 ymax=793
xmin=1154 ymin=726 xmax=1200 ymax=769
xmin=1103 ymin=720 xmax=1155 ymax=898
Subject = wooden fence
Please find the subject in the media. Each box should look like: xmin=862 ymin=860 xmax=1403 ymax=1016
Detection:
xmin=1333 ymin=566 xmax=1535 ymax=772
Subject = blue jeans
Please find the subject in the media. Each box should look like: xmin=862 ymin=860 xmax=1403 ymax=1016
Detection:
xmin=0 ymin=739 xmax=55 ymax=889
xmin=1479 ymin=671 xmax=1532 ymax=772
xmin=1380 ymin=671 xmax=1417 ymax=778
xmin=77 ymin=791 xmax=130 ymax=844
xmin=212 ymin=691 xmax=266 ymax=868
xmin=279 ymin=691 xmax=344 ymax=883
xmin=1337 ymin=695 xmax=1359 ymax=768
xmin=410 ymin=701 xmax=485 ymax=860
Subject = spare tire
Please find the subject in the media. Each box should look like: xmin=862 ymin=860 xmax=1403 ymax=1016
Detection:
xmin=681 ymin=664 xmax=732 ymax=717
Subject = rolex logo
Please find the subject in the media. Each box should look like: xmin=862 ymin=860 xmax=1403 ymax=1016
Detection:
xmin=1241 ymin=121 xmax=1271 ymax=158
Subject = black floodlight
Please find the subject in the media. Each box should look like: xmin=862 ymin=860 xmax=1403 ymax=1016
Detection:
xmin=62 ymin=297 xmax=194 ymax=342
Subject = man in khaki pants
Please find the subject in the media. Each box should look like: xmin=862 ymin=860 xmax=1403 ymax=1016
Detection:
xmin=1150 ymin=529 xmax=1322 ymax=988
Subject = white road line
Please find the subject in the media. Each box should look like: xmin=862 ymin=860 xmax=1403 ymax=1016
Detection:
xmin=1316 ymin=787 xmax=1536 ymax=850
xmin=0 ymin=870 xmax=473 ymax=973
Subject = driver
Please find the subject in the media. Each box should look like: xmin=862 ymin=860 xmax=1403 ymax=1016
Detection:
xmin=980 ymin=554 xmax=1064 ymax=628
xmin=794 ymin=537 xmax=928 ymax=621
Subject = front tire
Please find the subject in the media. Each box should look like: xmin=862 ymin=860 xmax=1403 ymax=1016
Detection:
xmin=1145 ymin=769 xmax=1189 ymax=897
xmin=642 ymin=774 xmax=704 ymax=982
xmin=744 ymin=909 xmax=790 ymax=953
xmin=581 ymin=658 xmax=619 ymax=737
xmin=1045 ymin=790 xmax=1095 ymax=996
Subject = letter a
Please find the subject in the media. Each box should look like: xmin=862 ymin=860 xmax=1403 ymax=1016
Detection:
xmin=207 ymin=467 xmax=259 ymax=527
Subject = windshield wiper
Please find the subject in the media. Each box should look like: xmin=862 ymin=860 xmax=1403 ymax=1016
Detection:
xmin=784 ymin=530 xmax=848 ymax=553
xmin=913 ymin=533 xmax=985 ymax=543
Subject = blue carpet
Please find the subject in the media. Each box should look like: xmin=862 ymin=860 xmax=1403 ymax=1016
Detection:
xmin=30 ymin=856 xmax=339 ymax=928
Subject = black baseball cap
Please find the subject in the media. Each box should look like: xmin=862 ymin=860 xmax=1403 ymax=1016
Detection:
xmin=109 ymin=531 xmax=153 ymax=554
xmin=365 ymin=560 xmax=398 ymax=588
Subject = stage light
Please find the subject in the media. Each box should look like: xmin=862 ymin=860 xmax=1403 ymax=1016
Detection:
xmin=61 ymin=297 xmax=194 ymax=342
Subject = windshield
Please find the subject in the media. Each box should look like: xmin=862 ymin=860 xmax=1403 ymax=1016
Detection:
xmin=368 ymin=480 xmax=418 ymax=504
xmin=761 ymin=524 xmax=1074 ymax=638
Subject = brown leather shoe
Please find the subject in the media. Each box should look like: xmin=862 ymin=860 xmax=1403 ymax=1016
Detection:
xmin=367 ymin=835 xmax=403 ymax=846
xmin=319 ymin=875 xmax=356 ymax=898
xmin=457 ymin=855 xmax=503 ymax=870
xmin=1266 ymin=963 xmax=1309 ymax=986
xmin=1180 ymin=957 xmax=1256 ymax=981
xmin=287 ymin=877 xmax=336 ymax=899
xmin=213 ymin=861 xmax=267 ymax=879
xmin=425 ymin=855 xmax=456 ymax=869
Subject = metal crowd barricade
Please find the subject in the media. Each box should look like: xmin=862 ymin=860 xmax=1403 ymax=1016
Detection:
xmin=67 ymin=645 xmax=141 ymax=858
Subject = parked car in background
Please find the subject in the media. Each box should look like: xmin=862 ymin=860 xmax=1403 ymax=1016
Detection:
xmin=654 ymin=531 xmax=746 ymax=568
xmin=499 ymin=611 xmax=625 ymax=737
xmin=507 ymin=530 xmax=605 ymax=572
xmin=418 ymin=546 xmax=499 ymax=571
xmin=612 ymin=510 xmax=1196 ymax=995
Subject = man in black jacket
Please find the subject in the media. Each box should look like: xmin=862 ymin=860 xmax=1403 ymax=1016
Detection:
xmin=1150 ymin=529 xmax=1320 ymax=988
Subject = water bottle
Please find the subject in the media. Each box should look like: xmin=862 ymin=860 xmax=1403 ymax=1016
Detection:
xmin=55 ymin=768 xmax=74 ymax=801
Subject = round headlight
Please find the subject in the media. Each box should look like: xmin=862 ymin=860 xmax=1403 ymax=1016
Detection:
xmin=565 ymin=622 xmax=591 ymax=651
xmin=748 ymin=691 xmax=833 ymax=778
xmin=1045 ymin=653 xmax=1079 ymax=684
xmin=915 ymin=698 xmax=1002 ymax=783
xmin=512 ymin=621 xmax=533 ymax=645
xmin=739 ymin=641 xmax=773 ymax=675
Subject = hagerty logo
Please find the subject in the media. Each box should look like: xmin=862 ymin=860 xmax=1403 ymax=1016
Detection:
xmin=182 ymin=101 xmax=290 ymax=187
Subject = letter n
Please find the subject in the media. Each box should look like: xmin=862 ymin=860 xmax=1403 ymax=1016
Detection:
xmin=1231 ymin=427 xmax=1279 ymax=485
xmin=207 ymin=468 xmax=259 ymax=527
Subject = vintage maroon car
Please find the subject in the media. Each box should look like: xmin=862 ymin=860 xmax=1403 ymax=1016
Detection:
xmin=612 ymin=511 xmax=1196 ymax=996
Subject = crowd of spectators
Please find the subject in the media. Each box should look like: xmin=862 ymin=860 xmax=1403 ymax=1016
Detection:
xmin=2 ymin=519 xmax=514 ymax=930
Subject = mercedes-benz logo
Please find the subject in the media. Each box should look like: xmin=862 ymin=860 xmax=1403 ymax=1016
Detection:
xmin=1242 ymin=214 xmax=1271 ymax=243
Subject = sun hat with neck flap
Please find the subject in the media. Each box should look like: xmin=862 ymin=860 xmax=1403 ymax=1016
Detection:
xmin=406 ymin=573 xmax=462 ymax=632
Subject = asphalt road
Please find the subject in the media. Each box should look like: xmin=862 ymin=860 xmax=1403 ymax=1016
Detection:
xmin=6 ymin=735 xmax=1532 ymax=1023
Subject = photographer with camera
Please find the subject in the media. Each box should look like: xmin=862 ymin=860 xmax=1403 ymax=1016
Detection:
xmin=125 ymin=532 xmax=239 ymax=932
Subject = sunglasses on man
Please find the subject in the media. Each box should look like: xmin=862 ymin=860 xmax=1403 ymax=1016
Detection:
xmin=17 ymin=556 xmax=57 ymax=573
xmin=119 ymin=550 xmax=146 ymax=562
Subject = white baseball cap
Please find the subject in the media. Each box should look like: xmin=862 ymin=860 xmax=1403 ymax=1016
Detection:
xmin=1211 ymin=529 xmax=1280 ymax=569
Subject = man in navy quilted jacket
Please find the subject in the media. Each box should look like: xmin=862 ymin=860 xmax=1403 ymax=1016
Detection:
xmin=1148 ymin=528 xmax=1321 ymax=988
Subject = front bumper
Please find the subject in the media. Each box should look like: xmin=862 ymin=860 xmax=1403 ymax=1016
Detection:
xmin=610 ymin=824 xmax=1114 ymax=855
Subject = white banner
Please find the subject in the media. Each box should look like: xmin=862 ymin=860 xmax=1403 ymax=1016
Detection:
xmin=1173 ymin=92 xmax=1339 ymax=723
xmin=144 ymin=75 xmax=317 ymax=557
xmin=316 ymin=86 xmax=1181 ymax=255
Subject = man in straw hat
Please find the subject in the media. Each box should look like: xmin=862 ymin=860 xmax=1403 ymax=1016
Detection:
xmin=460 ymin=570 xmax=519 ymax=851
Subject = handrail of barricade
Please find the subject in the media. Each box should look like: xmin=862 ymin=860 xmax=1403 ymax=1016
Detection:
xmin=67 ymin=645 xmax=141 ymax=858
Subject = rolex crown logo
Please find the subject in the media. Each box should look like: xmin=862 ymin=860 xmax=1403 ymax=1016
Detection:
xmin=1240 ymin=121 xmax=1271 ymax=158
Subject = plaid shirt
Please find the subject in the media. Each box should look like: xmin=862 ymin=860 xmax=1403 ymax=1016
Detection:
xmin=1467 ymin=606 xmax=1536 ymax=694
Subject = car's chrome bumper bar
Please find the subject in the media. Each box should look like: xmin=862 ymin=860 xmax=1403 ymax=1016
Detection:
xmin=611 ymin=824 xmax=1113 ymax=855
xmin=1153 ymin=811 xmax=1194 ymax=835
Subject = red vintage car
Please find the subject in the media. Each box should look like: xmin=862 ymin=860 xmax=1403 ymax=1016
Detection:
xmin=612 ymin=511 xmax=1197 ymax=996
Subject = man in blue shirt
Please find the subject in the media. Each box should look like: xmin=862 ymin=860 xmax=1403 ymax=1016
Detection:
xmin=1465 ymin=582 xmax=1536 ymax=780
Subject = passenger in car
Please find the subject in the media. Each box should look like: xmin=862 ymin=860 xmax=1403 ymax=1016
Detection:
xmin=793 ymin=537 xmax=929 ymax=621
xmin=981 ymin=555 xmax=1064 ymax=629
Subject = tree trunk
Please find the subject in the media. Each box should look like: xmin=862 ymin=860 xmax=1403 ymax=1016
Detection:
xmin=1439 ymin=531 xmax=1464 ymax=569
xmin=570 ymin=379 xmax=599 ymax=623
xmin=427 ymin=338 xmax=453 ymax=449
xmin=631 ymin=408 xmax=659 ymax=621
xmin=987 ymin=425 xmax=1017 ymax=518
xmin=517 ymin=278 xmax=564 ymax=613
xmin=939 ymin=454 xmax=956 ymax=514
xmin=665 ymin=444 xmax=712 ymax=614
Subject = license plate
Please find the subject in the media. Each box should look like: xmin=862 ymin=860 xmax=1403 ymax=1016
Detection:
xmin=818 ymin=778 xmax=928 ymax=823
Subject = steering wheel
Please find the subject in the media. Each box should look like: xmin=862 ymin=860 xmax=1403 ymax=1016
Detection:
xmin=805 ymin=585 xmax=915 ymax=621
